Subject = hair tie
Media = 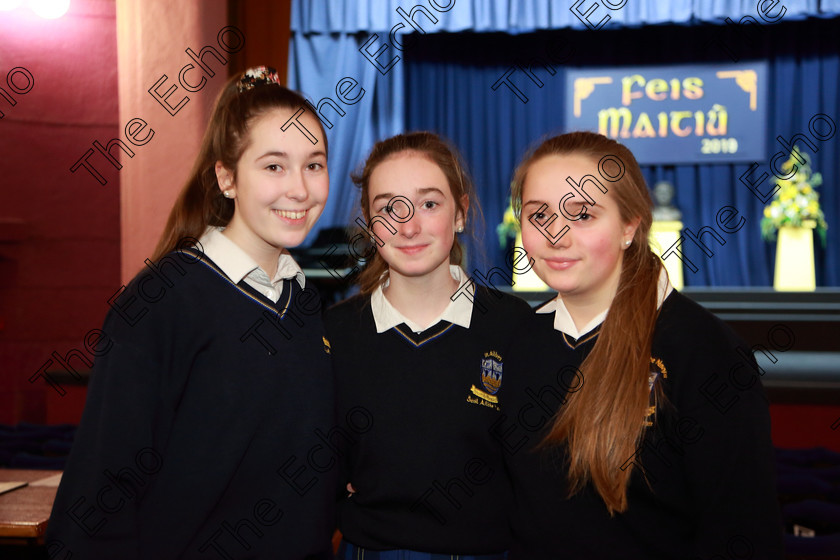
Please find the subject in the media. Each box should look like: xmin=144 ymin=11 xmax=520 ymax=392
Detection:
xmin=237 ymin=66 xmax=281 ymax=93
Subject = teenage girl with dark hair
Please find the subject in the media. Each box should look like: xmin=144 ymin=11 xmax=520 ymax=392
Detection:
xmin=47 ymin=67 xmax=336 ymax=559
xmin=503 ymin=131 xmax=784 ymax=559
xmin=325 ymin=131 xmax=532 ymax=559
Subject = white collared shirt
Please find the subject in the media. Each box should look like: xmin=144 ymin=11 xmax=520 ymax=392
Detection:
xmin=197 ymin=227 xmax=305 ymax=303
xmin=371 ymin=265 xmax=474 ymax=334
xmin=536 ymin=267 xmax=673 ymax=338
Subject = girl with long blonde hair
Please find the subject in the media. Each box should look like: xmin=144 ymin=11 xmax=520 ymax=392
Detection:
xmin=504 ymin=131 xmax=783 ymax=559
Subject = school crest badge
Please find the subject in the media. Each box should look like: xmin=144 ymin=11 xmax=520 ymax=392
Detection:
xmin=467 ymin=351 xmax=503 ymax=411
xmin=481 ymin=352 xmax=503 ymax=395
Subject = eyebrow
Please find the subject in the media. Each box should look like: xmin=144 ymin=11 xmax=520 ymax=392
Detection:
xmin=372 ymin=193 xmax=394 ymax=204
xmin=257 ymin=151 xmax=287 ymax=160
xmin=417 ymin=187 xmax=445 ymax=196
xmin=372 ymin=187 xmax=446 ymax=204
xmin=565 ymin=199 xmax=589 ymax=209
xmin=522 ymin=199 xmax=551 ymax=209
xmin=256 ymin=150 xmax=327 ymax=160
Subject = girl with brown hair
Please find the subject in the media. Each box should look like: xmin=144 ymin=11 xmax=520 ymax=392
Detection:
xmin=503 ymin=131 xmax=783 ymax=559
xmin=324 ymin=131 xmax=532 ymax=559
xmin=46 ymin=67 xmax=337 ymax=559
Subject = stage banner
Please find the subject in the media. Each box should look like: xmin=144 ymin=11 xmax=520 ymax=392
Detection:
xmin=565 ymin=62 xmax=768 ymax=165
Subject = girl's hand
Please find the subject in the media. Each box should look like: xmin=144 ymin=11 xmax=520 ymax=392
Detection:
xmin=346 ymin=483 xmax=356 ymax=497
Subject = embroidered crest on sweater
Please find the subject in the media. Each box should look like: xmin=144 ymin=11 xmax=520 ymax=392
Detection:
xmin=467 ymin=351 xmax=503 ymax=411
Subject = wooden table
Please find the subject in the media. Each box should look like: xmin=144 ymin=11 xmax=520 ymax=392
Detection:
xmin=0 ymin=469 xmax=62 ymax=541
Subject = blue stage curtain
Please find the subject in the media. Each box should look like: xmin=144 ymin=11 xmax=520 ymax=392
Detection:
xmin=287 ymin=32 xmax=405 ymax=240
xmin=405 ymin=19 xmax=840 ymax=287
xmin=289 ymin=0 xmax=840 ymax=285
xmin=291 ymin=0 xmax=840 ymax=33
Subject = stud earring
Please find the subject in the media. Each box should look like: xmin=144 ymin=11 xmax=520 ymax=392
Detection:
xmin=625 ymin=239 xmax=632 ymax=246
xmin=456 ymin=225 xmax=464 ymax=233
xmin=223 ymin=191 xmax=233 ymax=199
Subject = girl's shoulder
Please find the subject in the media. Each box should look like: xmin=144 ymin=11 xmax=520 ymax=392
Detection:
xmin=656 ymin=290 xmax=744 ymax=349
xmin=653 ymin=291 xmax=757 ymax=390
xmin=107 ymin=249 xmax=271 ymax=341
xmin=324 ymin=292 xmax=371 ymax=325
xmin=124 ymin=248 xmax=222 ymax=294
xmin=110 ymin=251 xmax=218 ymax=322
xmin=471 ymin=285 xmax=535 ymax=320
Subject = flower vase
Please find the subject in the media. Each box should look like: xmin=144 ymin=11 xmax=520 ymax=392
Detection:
xmin=650 ymin=220 xmax=684 ymax=290
xmin=774 ymin=220 xmax=816 ymax=291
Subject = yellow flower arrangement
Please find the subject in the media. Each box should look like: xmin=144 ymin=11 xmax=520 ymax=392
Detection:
xmin=497 ymin=198 xmax=520 ymax=248
xmin=760 ymin=145 xmax=828 ymax=246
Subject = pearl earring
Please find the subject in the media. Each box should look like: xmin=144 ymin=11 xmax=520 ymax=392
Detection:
xmin=223 ymin=191 xmax=232 ymax=199
xmin=456 ymin=225 xmax=464 ymax=233
xmin=625 ymin=239 xmax=631 ymax=246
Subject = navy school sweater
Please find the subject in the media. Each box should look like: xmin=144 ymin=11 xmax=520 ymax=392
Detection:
xmin=324 ymin=287 xmax=534 ymax=554
xmin=45 ymin=250 xmax=336 ymax=560
xmin=500 ymin=290 xmax=784 ymax=560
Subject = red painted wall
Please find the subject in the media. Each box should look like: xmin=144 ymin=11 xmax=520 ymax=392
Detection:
xmin=0 ymin=0 xmax=120 ymax=425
